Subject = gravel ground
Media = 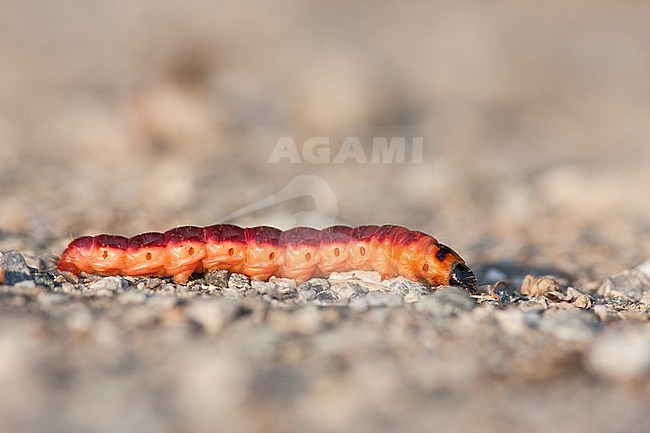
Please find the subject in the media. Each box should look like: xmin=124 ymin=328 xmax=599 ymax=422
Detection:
xmin=1 ymin=249 xmax=650 ymax=432
xmin=1 ymin=2 xmax=650 ymax=432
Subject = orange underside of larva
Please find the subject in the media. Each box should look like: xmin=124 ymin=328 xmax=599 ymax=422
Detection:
xmin=57 ymin=225 xmax=464 ymax=286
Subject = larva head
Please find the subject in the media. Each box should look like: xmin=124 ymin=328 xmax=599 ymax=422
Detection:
xmin=449 ymin=262 xmax=477 ymax=293
xmin=421 ymin=243 xmax=477 ymax=293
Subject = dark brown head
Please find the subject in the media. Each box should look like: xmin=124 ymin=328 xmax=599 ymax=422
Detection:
xmin=449 ymin=262 xmax=477 ymax=293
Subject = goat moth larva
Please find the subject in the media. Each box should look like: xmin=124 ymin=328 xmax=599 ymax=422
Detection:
xmin=58 ymin=224 xmax=477 ymax=292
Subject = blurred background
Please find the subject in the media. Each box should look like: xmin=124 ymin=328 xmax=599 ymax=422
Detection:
xmin=1 ymin=1 xmax=649 ymax=281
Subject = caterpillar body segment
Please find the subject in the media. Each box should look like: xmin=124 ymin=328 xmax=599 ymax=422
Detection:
xmin=58 ymin=224 xmax=477 ymax=292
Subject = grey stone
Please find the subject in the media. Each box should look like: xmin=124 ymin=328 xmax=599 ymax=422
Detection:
xmin=302 ymin=278 xmax=330 ymax=294
xmin=316 ymin=291 xmax=337 ymax=302
xmin=349 ymin=297 xmax=369 ymax=312
xmin=415 ymin=286 xmax=476 ymax=316
xmin=185 ymin=298 xmax=241 ymax=334
xmin=334 ymin=285 xmax=359 ymax=301
xmin=296 ymin=288 xmax=317 ymax=302
xmin=33 ymin=272 xmax=57 ymax=290
xmin=403 ymin=292 xmax=420 ymax=303
xmin=143 ymin=278 xmax=164 ymax=290
xmin=203 ymin=269 xmax=230 ymax=287
xmin=228 ymin=273 xmax=250 ymax=291
xmin=274 ymin=278 xmax=298 ymax=296
xmin=538 ymin=310 xmax=598 ymax=343
xmin=0 ymin=251 xmax=33 ymax=285
xmin=37 ymin=293 xmax=69 ymax=306
xmin=598 ymin=269 xmax=650 ymax=301
xmin=253 ymin=279 xmax=297 ymax=300
xmin=252 ymin=280 xmax=280 ymax=296
xmin=266 ymin=305 xmax=321 ymax=334
xmin=87 ymin=277 xmax=129 ymax=296
xmin=118 ymin=290 xmax=148 ymax=304
xmin=494 ymin=308 xmax=528 ymax=336
xmin=65 ymin=305 xmax=93 ymax=332
xmin=587 ymin=331 xmax=650 ymax=381
xmin=364 ymin=291 xmax=403 ymax=308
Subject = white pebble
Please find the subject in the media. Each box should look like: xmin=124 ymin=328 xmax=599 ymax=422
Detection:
xmin=587 ymin=332 xmax=650 ymax=381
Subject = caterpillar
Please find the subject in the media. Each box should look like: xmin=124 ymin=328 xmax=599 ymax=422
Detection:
xmin=57 ymin=225 xmax=477 ymax=292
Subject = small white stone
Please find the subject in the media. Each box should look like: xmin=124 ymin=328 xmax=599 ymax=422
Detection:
xmin=403 ymin=292 xmax=420 ymax=304
xmin=185 ymin=298 xmax=240 ymax=334
xmin=587 ymin=332 xmax=650 ymax=381
xmin=328 ymin=270 xmax=381 ymax=283
xmin=494 ymin=309 xmax=527 ymax=336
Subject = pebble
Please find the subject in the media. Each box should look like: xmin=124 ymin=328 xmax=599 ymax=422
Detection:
xmin=328 ymin=270 xmax=381 ymax=283
xmin=330 ymin=282 xmax=368 ymax=299
xmin=143 ymin=278 xmax=164 ymax=290
xmin=296 ymin=288 xmax=317 ymax=302
xmin=587 ymin=331 xmax=650 ymax=381
xmin=383 ymin=277 xmax=414 ymax=296
xmin=37 ymin=293 xmax=69 ymax=306
xmin=185 ymin=298 xmax=241 ymax=334
xmin=364 ymin=291 xmax=403 ymax=308
xmin=252 ymin=280 xmax=281 ymax=298
xmin=567 ymin=288 xmax=592 ymax=309
xmin=598 ymin=269 xmax=650 ymax=302
xmin=228 ymin=273 xmax=250 ymax=291
xmin=203 ymin=269 xmax=230 ymax=287
xmin=593 ymin=304 xmax=609 ymax=321
xmin=253 ymin=279 xmax=297 ymax=300
xmin=0 ymin=251 xmax=33 ymax=285
xmin=87 ymin=276 xmax=129 ymax=296
xmin=332 ymin=284 xmax=359 ymax=301
xmin=494 ymin=308 xmax=528 ymax=336
xmin=65 ymin=305 xmax=93 ymax=333
xmin=403 ymin=292 xmax=420 ymax=304
xmin=538 ymin=310 xmax=598 ymax=343
xmin=414 ymin=286 xmax=476 ymax=316
xmin=219 ymin=288 xmax=243 ymax=299
xmin=33 ymin=272 xmax=57 ymax=290
xmin=274 ymin=278 xmax=298 ymax=295
xmin=315 ymin=291 xmax=337 ymax=302
xmin=118 ymin=290 xmax=148 ymax=305
xmin=301 ymin=278 xmax=330 ymax=294
xmin=266 ymin=306 xmax=321 ymax=335
xmin=54 ymin=282 xmax=77 ymax=295
xmin=349 ymin=297 xmax=369 ymax=312
xmin=520 ymin=275 xmax=560 ymax=297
